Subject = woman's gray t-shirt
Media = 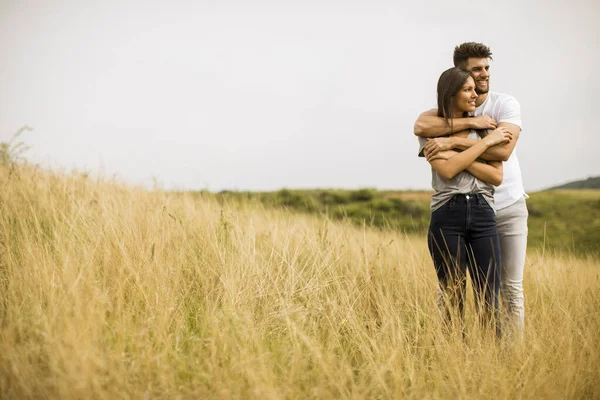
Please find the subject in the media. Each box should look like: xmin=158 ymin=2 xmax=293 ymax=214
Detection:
xmin=418 ymin=130 xmax=496 ymax=212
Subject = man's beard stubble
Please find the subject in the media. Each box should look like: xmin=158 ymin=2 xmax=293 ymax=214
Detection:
xmin=475 ymin=81 xmax=489 ymax=95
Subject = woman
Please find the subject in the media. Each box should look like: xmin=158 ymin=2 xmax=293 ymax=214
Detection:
xmin=421 ymin=67 xmax=512 ymax=337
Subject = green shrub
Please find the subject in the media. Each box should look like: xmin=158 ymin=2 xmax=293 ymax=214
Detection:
xmin=318 ymin=191 xmax=350 ymax=205
xmin=349 ymin=189 xmax=374 ymax=202
xmin=371 ymin=199 xmax=393 ymax=212
xmin=273 ymin=189 xmax=318 ymax=212
xmin=389 ymin=198 xmax=425 ymax=217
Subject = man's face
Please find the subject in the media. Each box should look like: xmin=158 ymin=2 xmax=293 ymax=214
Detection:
xmin=465 ymin=58 xmax=490 ymax=95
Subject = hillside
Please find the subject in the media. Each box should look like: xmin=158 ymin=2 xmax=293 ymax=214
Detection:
xmin=548 ymin=176 xmax=600 ymax=190
xmin=210 ymin=188 xmax=600 ymax=257
xmin=1 ymin=165 xmax=600 ymax=398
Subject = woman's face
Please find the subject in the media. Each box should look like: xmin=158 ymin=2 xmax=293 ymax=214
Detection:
xmin=453 ymin=76 xmax=478 ymax=113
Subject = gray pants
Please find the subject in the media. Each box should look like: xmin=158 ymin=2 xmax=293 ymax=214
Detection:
xmin=496 ymin=196 xmax=528 ymax=338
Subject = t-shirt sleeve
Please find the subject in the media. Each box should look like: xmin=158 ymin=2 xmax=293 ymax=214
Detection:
xmin=499 ymin=96 xmax=522 ymax=129
xmin=417 ymin=136 xmax=427 ymax=157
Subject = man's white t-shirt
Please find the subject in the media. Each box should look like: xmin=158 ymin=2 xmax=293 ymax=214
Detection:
xmin=475 ymin=91 xmax=527 ymax=210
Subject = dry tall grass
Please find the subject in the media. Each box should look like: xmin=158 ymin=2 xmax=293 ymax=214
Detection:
xmin=1 ymin=165 xmax=599 ymax=399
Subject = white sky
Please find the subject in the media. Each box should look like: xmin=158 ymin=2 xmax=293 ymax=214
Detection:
xmin=1 ymin=0 xmax=598 ymax=191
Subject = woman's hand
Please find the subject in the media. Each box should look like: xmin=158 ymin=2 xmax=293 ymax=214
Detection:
xmin=426 ymin=150 xmax=458 ymax=162
xmin=424 ymin=137 xmax=455 ymax=158
xmin=483 ymin=126 xmax=512 ymax=147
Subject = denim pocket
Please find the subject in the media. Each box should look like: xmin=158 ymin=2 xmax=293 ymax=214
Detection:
xmin=472 ymin=197 xmax=495 ymax=219
xmin=480 ymin=199 xmax=495 ymax=213
xmin=432 ymin=199 xmax=452 ymax=215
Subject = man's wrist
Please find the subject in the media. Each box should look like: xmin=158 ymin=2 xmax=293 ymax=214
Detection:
xmin=467 ymin=118 xmax=477 ymax=130
xmin=481 ymin=137 xmax=494 ymax=148
xmin=449 ymin=137 xmax=459 ymax=150
xmin=449 ymin=118 xmax=472 ymax=134
xmin=452 ymin=137 xmax=463 ymax=150
xmin=450 ymin=137 xmax=466 ymax=150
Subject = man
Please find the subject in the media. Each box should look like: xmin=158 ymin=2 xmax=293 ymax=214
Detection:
xmin=414 ymin=42 xmax=528 ymax=338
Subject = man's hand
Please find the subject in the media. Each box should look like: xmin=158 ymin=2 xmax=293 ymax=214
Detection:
xmin=471 ymin=115 xmax=497 ymax=130
xmin=424 ymin=137 xmax=455 ymax=158
xmin=482 ymin=126 xmax=513 ymax=147
xmin=426 ymin=149 xmax=459 ymax=162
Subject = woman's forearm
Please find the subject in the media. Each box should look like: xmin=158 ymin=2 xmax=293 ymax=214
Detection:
xmin=429 ymin=138 xmax=492 ymax=179
xmin=452 ymin=137 xmax=513 ymax=162
xmin=466 ymin=161 xmax=503 ymax=186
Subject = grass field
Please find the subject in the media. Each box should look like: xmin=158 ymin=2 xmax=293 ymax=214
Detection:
xmin=1 ymin=165 xmax=599 ymax=399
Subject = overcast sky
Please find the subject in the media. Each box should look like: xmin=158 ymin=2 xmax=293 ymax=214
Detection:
xmin=1 ymin=0 xmax=598 ymax=192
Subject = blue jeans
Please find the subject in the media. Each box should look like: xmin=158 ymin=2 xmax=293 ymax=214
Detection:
xmin=427 ymin=193 xmax=501 ymax=337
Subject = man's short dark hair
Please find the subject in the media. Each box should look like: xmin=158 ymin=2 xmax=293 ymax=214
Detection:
xmin=453 ymin=42 xmax=493 ymax=69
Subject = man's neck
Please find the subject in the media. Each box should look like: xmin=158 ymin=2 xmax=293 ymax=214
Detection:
xmin=475 ymin=92 xmax=489 ymax=107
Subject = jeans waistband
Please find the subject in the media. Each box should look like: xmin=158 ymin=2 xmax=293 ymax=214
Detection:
xmin=450 ymin=193 xmax=486 ymax=205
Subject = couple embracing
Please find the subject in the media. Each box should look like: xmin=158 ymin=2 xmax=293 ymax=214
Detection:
xmin=414 ymin=42 xmax=528 ymax=340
